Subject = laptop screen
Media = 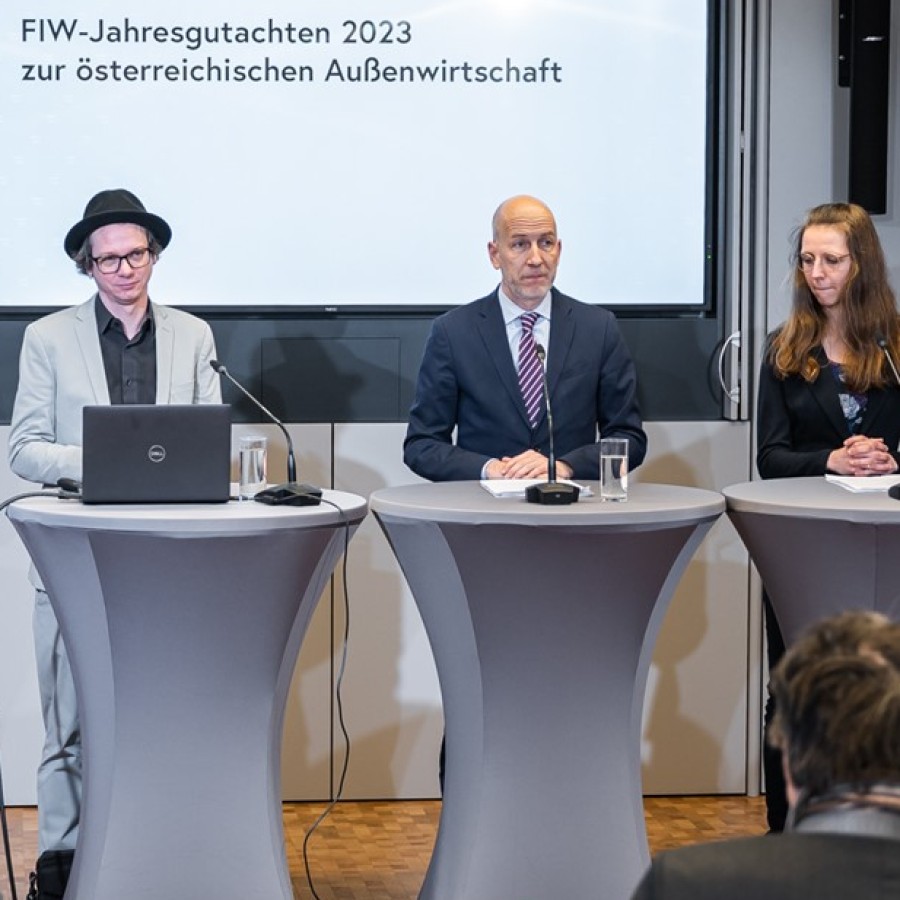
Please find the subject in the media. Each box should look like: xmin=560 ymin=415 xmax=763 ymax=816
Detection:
xmin=81 ymin=404 xmax=231 ymax=504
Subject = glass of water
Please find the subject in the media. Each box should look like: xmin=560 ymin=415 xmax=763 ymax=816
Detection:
xmin=238 ymin=435 xmax=267 ymax=499
xmin=599 ymin=438 xmax=628 ymax=502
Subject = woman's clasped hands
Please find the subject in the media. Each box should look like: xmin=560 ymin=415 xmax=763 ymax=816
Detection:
xmin=829 ymin=434 xmax=899 ymax=476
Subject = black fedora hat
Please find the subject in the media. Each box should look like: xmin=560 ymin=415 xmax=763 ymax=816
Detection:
xmin=64 ymin=189 xmax=172 ymax=257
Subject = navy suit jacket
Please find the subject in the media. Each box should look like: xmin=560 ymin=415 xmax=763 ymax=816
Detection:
xmin=403 ymin=288 xmax=646 ymax=481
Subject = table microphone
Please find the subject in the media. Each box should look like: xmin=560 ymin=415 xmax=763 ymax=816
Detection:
xmin=876 ymin=334 xmax=900 ymax=387
xmin=209 ymin=360 xmax=322 ymax=506
xmin=525 ymin=345 xmax=580 ymax=505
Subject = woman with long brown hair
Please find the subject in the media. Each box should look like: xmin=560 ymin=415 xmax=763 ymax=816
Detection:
xmin=759 ymin=201 xmax=900 ymax=478
xmin=756 ymin=201 xmax=900 ymax=831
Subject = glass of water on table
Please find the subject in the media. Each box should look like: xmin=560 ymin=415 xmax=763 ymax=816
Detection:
xmin=599 ymin=438 xmax=628 ymax=502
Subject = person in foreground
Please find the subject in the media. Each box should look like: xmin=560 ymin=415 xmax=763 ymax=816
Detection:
xmin=756 ymin=201 xmax=900 ymax=830
xmin=7 ymin=188 xmax=220 ymax=900
xmin=403 ymin=194 xmax=646 ymax=482
xmin=631 ymin=609 xmax=900 ymax=900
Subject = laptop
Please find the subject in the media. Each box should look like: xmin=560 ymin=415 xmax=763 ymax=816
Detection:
xmin=81 ymin=404 xmax=231 ymax=504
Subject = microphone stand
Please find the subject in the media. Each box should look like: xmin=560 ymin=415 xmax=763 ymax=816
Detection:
xmin=875 ymin=337 xmax=900 ymax=501
xmin=210 ymin=360 xmax=322 ymax=506
xmin=877 ymin=335 xmax=900 ymax=387
xmin=525 ymin=345 xmax=579 ymax=505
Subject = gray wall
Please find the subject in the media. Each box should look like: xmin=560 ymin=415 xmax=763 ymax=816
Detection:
xmin=1 ymin=0 xmax=898 ymax=806
xmin=763 ymin=0 xmax=900 ymax=342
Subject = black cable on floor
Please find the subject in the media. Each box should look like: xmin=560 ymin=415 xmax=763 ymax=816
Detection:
xmin=301 ymin=498 xmax=352 ymax=900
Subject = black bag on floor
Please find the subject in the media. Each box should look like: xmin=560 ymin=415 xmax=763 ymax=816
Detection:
xmin=27 ymin=850 xmax=74 ymax=900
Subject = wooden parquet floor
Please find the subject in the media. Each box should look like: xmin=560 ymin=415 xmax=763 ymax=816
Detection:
xmin=1 ymin=795 xmax=766 ymax=899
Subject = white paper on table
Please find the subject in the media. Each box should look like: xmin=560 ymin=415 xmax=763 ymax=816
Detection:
xmin=480 ymin=478 xmax=592 ymax=498
xmin=825 ymin=474 xmax=900 ymax=493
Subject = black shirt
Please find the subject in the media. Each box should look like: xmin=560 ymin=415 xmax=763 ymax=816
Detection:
xmin=95 ymin=295 xmax=157 ymax=405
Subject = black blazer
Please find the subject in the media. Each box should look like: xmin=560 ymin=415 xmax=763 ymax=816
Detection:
xmin=632 ymin=832 xmax=900 ymax=900
xmin=757 ymin=346 xmax=900 ymax=478
xmin=403 ymin=288 xmax=647 ymax=481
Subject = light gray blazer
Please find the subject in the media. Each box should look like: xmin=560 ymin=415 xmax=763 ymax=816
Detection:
xmin=8 ymin=296 xmax=222 ymax=486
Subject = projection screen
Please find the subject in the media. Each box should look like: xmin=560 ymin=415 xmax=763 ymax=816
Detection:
xmin=1 ymin=0 xmax=710 ymax=309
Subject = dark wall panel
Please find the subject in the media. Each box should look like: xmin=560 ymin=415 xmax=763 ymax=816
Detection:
xmin=261 ymin=337 xmax=403 ymax=422
xmin=0 ymin=309 xmax=726 ymax=426
xmin=843 ymin=0 xmax=892 ymax=214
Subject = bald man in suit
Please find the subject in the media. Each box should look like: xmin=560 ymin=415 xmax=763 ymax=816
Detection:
xmin=404 ymin=195 xmax=646 ymax=482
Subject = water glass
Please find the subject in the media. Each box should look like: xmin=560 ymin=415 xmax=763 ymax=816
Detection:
xmin=238 ymin=435 xmax=267 ymax=499
xmin=600 ymin=438 xmax=628 ymax=502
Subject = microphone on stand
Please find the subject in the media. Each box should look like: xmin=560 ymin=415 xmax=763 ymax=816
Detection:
xmin=874 ymin=337 xmax=900 ymax=501
xmin=210 ymin=360 xmax=322 ymax=506
xmin=876 ymin=334 xmax=900 ymax=387
xmin=525 ymin=344 xmax=580 ymax=506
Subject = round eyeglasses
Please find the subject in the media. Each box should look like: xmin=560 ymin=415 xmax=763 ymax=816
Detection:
xmin=91 ymin=247 xmax=152 ymax=274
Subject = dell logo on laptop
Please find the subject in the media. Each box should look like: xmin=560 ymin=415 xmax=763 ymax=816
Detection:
xmin=148 ymin=444 xmax=167 ymax=463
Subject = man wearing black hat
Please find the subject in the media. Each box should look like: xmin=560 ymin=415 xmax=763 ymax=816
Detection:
xmin=7 ymin=189 xmax=221 ymax=900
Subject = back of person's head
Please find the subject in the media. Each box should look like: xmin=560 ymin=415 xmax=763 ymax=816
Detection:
xmin=769 ymin=610 xmax=900 ymax=801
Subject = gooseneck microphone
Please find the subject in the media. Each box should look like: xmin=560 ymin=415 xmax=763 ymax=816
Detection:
xmin=210 ymin=359 xmax=297 ymax=480
xmin=874 ymin=337 xmax=900 ymax=501
xmin=209 ymin=360 xmax=322 ymax=506
xmin=525 ymin=344 xmax=579 ymax=505
xmin=876 ymin=334 xmax=900 ymax=387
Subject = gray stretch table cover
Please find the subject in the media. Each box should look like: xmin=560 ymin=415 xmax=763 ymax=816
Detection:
xmin=6 ymin=492 xmax=367 ymax=900
xmin=370 ymin=481 xmax=724 ymax=900
xmin=724 ymin=477 xmax=900 ymax=644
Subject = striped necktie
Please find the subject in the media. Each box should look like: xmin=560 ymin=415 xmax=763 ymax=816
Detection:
xmin=517 ymin=311 xmax=542 ymax=426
